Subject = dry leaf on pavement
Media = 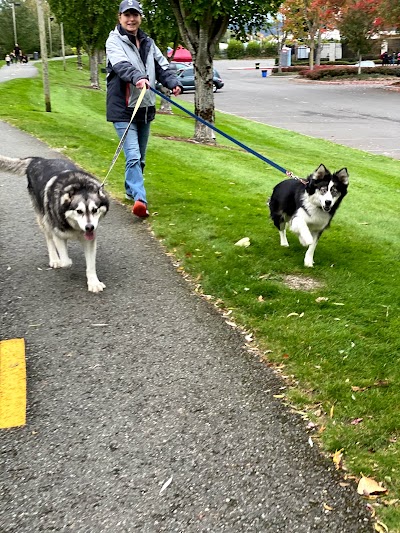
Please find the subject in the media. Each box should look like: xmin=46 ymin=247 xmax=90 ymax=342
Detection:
xmin=374 ymin=521 xmax=389 ymax=532
xmin=357 ymin=476 xmax=388 ymax=496
xmin=332 ymin=449 xmax=344 ymax=470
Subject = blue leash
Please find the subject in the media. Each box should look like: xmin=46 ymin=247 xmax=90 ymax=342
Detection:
xmin=150 ymin=86 xmax=299 ymax=179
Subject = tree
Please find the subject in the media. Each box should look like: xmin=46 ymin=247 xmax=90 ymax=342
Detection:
xmin=155 ymin=0 xmax=281 ymax=142
xmin=0 ymin=0 xmax=40 ymax=57
xmin=338 ymin=0 xmax=382 ymax=73
xmin=48 ymin=0 xmax=117 ymax=87
xmin=281 ymin=0 xmax=343 ymax=70
xmin=377 ymin=0 xmax=400 ymax=29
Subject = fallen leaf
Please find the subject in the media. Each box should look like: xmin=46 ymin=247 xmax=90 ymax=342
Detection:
xmin=287 ymin=312 xmax=299 ymax=317
xmin=351 ymin=418 xmax=363 ymax=425
xmin=351 ymin=386 xmax=367 ymax=392
xmin=382 ymin=499 xmax=399 ymax=506
xmin=315 ymin=297 xmax=329 ymax=302
xmin=332 ymin=449 xmax=344 ymax=470
xmin=257 ymin=295 xmax=264 ymax=302
xmin=234 ymin=237 xmax=250 ymax=247
xmin=374 ymin=380 xmax=389 ymax=388
xmin=357 ymin=476 xmax=388 ymax=497
xmin=374 ymin=521 xmax=389 ymax=532
xmin=323 ymin=503 xmax=334 ymax=511
xmin=273 ymin=394 xmax=285 ymax=399
xmin=308 ymin=436 xmax=314 ymax=447
xmin=330 ymin=405 xmax=335 ymax=418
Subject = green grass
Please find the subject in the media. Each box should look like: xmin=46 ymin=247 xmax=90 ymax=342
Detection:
xmin=1 ymin=59 xmax=399 ymax=530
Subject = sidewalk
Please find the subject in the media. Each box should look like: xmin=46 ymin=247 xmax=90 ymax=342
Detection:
xmin=0 ymin=62 xmax=38 ymax=83
xmin=0 ymin=83 xmax=372 ymax=530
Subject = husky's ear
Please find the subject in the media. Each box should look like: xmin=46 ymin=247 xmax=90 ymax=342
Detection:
xmin=60 ymin=185 xmax=75 ymax=205
xmin=98 ymin=185 xmax=107 ymax=198
xmin=335 ymin=168 xmax=349 ymax=185
xmin=312 ymin=164 xmax=328 ymax=181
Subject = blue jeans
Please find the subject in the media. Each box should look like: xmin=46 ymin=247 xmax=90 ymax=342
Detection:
xmin=114 ymin=121 xmax=151 ymax=203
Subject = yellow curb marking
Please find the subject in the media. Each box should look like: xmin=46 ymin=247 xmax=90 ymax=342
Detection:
xmin=0 ymin=338 xmax=26 ymax=429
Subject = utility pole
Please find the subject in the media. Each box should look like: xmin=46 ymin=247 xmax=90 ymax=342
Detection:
xmin=60 ymin=22 xmax=66 ymax=71
xmin=11 ymin=2 xmax=21 ymax=46
xmin=36 ymin=0 xmax=51 ymax=112
xmin=48 ymin=16 xmax=53 ymax=58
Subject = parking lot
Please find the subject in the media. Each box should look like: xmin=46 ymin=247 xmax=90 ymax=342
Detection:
xmin=179 ymin=59 xmax=400 ymax=160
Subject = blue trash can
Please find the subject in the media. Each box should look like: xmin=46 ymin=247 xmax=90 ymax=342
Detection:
xmin=261 ymin=69 xmax=267 ymax=78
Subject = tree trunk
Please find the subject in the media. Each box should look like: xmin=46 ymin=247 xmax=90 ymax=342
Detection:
xmin=315 ymin=31 xmax=322 ymax=66
xmin=169 ymin=3 xmax=229 ymax=143
xmin=77 ymin=47 xmax=83 ymax=70
xmin=308 ymin=34 xmax=315 ymax=71
xmin=158 ymin=86 xmax=173 ymax=114
xmin=192 ymin=29 xmax=216 ymax=143
xmin=89 ymin=49 xmax=100 ymax=89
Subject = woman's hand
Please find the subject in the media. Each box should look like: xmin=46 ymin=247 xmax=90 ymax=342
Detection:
xmin=172 ymin=86 xmax=182 ymax=96
xmin=136 ymin=78 xmax=150 ymax=90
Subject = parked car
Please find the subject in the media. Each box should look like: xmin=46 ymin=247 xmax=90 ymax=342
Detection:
xmin=155 ymin=62 xmax=193 ymax=91
xmin=169 ymin=61 xmax=192 ymax=71
xmin=176 ymin=67 xmax=224 ymax=93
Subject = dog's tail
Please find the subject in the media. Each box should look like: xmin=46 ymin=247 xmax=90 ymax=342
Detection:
xmin=0 ymin=155 xmax=33 ymax=176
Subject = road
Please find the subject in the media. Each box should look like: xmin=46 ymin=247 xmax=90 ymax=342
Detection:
xmin=180 ymin=59 xmax=400 ymax=160
xmin=0 ymin=65 xmax=373 ymax=532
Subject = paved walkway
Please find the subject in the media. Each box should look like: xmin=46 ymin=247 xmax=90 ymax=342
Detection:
xmin=0 ymin=68 xmax=372 ymax=532
xmin=0 ymin=62 xmax=38 ymax=82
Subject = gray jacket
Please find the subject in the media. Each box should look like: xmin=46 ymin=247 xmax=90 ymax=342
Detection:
xmin=106 ymin=26 xmax=181 ymax=122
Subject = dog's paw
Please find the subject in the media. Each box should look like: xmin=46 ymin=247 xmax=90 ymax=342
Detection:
xmin=49 ymin=259 xmax=62 ymax=268
xmin=60 ymin=258 xmax=73 ymax=268
xmin=88 ymin=280 xmax=106 ymax=293
xmin=280 ymin=242 xmax=289 ymax=248
xmin=304 ymin=259 xmax=314 ymax=268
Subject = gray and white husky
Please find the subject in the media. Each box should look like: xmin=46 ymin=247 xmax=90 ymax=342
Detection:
xmin=268 ymin=164 xmax=349 ymax=267
xmin=0 ymin=155 xmax=109 ymax=292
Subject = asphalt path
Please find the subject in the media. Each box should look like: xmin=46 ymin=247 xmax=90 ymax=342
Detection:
xmin=0 ymin=65 xmax=372 ymax=531
xmin=181 ymin=59 xmax=400 ymax=160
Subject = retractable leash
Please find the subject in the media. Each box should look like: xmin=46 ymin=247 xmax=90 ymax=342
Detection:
xmin=101 ymin=85 xmax=147 ymax=188
xmin=150 ymin=86 xmax=307 ymax=183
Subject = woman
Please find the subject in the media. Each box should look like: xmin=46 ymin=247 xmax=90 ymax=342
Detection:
xmin=106 ymin=0 xmax=182 ymax=217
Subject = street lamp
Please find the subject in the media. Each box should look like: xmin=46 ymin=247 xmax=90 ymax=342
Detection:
xmin=11 ymin=2 xmax=21 ymax=46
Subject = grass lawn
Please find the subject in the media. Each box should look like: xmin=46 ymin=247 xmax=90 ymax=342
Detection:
xmin=0 ymin=59 xmax=399 ymax=530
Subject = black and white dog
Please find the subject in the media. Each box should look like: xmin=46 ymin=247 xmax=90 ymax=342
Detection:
xmin=268 ymin=164 xmax=349 ymax=267
xmin=0 ymin=155 xmax=109 ymax=292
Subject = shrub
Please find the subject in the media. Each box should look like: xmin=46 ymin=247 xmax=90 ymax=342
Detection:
xmin=227 ymin=40 xmax=245 ymax=59
xmin=246 ymin=41 xmax=261 ymax=57
xmin=299 ymin=66 xmax=400 ymax=80
xmin=261 ymin=41 xmax=278 ymax=57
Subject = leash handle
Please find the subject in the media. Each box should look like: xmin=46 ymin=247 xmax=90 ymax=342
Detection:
xmin=101 ymin=85 xmax=147 ymax=187
xmin=150 ymin=87 xmax=289 ymax=176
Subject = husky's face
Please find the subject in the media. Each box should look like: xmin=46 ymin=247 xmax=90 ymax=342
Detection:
xmin=308 ymin=164 xmax=349 ymax=212
xmin=64 ymin=192 xmax=108 ymax=240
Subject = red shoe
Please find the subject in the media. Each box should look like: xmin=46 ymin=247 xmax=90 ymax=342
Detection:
xmin=132 ymin=200 xmax=149 ymax=218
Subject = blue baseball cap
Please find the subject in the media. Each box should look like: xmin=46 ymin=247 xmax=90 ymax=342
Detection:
xmin=119 ymin=0 xmax=143 ymax=14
